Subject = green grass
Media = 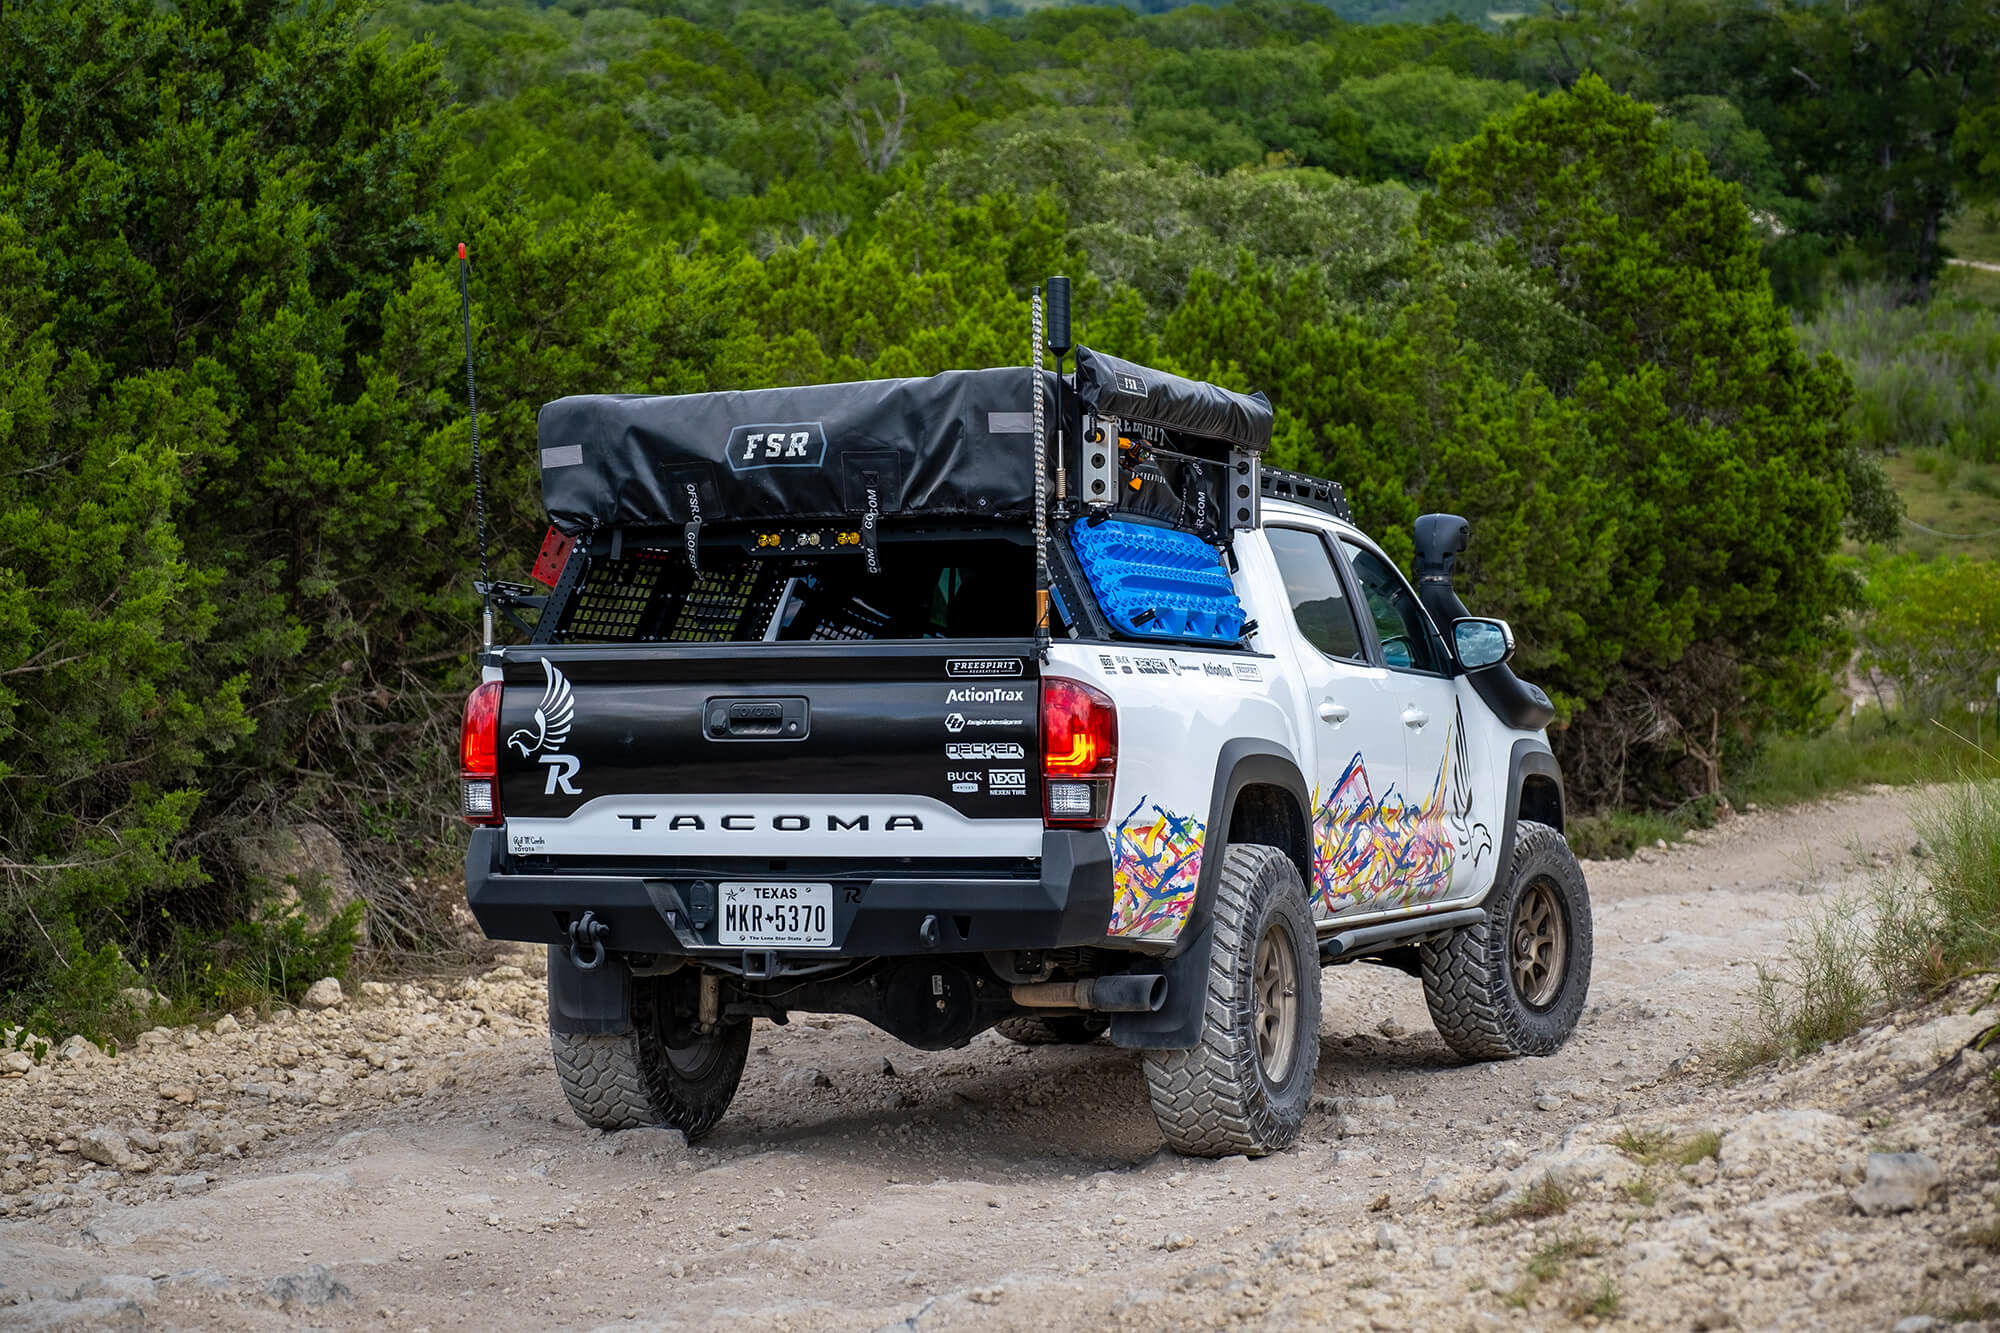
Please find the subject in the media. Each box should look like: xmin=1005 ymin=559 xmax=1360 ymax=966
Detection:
xmin=1944 ymin=210 xmax=2000 ymax=268
xmin=1676 ymin=1130 xmax=1721 ymax=1165
xmin=1728 ymin=769 xmax=2000 ymax=1071
xmin=1874 ymin=450 xmax=2000 ymax=562
xmin=1526 ymin=1233 xmax=1604 ymax=1282
xmin=1569 ymin=1276 xmax=1621 ymax=1320
xmin=1491 ymin=1177 xmax=1572 ymax=1223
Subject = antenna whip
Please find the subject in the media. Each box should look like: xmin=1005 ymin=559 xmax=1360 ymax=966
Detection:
xmin=1031 ymin=286 xmax=1049 ymax=661
xmin=457 ymin=242 xmax=492 ymax=648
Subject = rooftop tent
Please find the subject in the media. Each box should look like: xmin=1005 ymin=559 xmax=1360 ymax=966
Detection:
xmin=536 ymin=368 xmax=1046 ymax=537
xmin=1071 ymin=347 xmax=1273 ymax=453
xmin=534 ymin=353 xmax=1273 ymax=536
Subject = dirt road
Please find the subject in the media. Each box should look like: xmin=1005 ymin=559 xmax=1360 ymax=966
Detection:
xmin=5 ymin=787 xmax=1998 ymax=1330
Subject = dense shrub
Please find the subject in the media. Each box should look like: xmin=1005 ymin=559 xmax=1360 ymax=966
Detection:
xmin=1855 ymin=556 xmax=2000 ymax=719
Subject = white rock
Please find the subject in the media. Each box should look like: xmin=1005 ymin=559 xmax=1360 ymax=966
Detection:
xmin=75 ymin=1274 xmax=157 ymax=1306
xmin=596 ymin=1127 xmax=687 ymax=1159
xmin=56 ymin=1035 xmax=96 ymax=1063
xmin=77 ymin=1128 xmax=136 ymax=1169
xmin=302 ymin=977 xmax=344 ymax=1009
xmin=1882 ymin=1013 xmax=1992 ymax=1073
xmin=1 ymin=1051 xmax=31 ymax=1075
xmin=1851 ymin=1152 xmax=1943 ymax=1215
xmin=1482 ymin=1136 xmax=1637 ymax=1214
xmin=1893 ymin=1317 xmax=1942 ymax=1333
xmin=1719 ymin=1109 xmax=1847 ymax=1178
xmin=1374 ymin=1222 xmax=1407 ymax=1253
xmin=211 ymin=1013 xmax=240 ymax=1035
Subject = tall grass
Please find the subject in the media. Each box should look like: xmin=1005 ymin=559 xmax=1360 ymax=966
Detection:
xmin=1730 ymin=769 xmax=2000 ymax=1068
xmin=1799 ymin=285 xmax=2000 ymax=460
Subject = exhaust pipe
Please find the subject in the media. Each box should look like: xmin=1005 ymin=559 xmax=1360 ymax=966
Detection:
xmin=1011 ymin=974 xmax=1166 ymax=1013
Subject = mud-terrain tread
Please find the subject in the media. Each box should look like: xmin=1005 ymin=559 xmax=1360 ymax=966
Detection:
xmin=1421 ymin=820 xmax=1592 ymax=1060
xmin=550 ymin=1030 xmax=660 ymax=1131
xmin=549 ymin=979 xmax=752 ymax=1139
xmin=1141 ymin=843 xmax=1319 ymax=1158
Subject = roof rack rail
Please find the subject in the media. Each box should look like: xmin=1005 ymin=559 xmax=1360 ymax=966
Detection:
xmin=1258 ymin=466 xmax=1353 ymax=524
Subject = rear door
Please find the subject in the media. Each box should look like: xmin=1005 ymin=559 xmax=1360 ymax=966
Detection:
xmin=1261 ymin=525 xmax=1406 ymax=922
xmin=495 ymin=640 xmax=1045 ymax=863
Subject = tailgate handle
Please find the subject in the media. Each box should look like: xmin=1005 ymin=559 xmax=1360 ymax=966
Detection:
xmin=707 ymin=696 xmax=810 ymax=740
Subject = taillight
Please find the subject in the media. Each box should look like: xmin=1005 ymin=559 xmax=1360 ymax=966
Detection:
xmin=1042 ymin=676 xmax=1117 ymax=830
xmin=460 ymin=680 xmax=503 ymax=826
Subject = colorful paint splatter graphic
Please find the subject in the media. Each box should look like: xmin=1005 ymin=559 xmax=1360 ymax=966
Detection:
xmin=1109 ymin=797 xmax=1205 ymax=940
xmin=1311 ymin=748 xmax=1455 ymax=915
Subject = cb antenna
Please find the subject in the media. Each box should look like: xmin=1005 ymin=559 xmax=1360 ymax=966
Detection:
xmin=457 ymin=241 xmax=492 ymax=650
xmin=1031 ymin=285 xmax=1049 ymax=663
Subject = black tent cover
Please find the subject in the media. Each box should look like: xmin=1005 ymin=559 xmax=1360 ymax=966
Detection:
xmin=537 ymin=351 xmax=1272 ymax=536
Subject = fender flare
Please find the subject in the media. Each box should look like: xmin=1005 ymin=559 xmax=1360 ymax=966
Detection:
xmin=1108 ymin=739 xmax=1311 ymax=1050
xmin=1483 ymin=738 xmax=1563 ymax=900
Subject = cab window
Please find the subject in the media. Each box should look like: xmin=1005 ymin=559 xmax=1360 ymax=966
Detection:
xmin=1340 ymin=541 xmax=1440 ymax=673
xmin=1265 ymin=526 xmax=1367 ymax=663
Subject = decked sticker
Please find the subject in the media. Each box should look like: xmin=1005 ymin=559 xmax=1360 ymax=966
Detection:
xmin=946 ymin=742 xmax=1024 ymax=761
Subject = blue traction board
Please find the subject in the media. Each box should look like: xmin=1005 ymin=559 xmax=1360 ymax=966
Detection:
xmin=1068 ymin=517 xmax=1246 ymax=645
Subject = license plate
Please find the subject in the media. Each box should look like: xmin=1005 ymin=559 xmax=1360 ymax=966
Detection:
xmin=717 ymin=882 xmax=834 ymax=948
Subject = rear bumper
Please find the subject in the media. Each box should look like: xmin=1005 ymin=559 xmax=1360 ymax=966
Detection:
xmin=464 ymin=827 xmax=1123 ymax=958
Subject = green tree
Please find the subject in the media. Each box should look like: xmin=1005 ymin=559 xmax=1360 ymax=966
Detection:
xmin=1423 ymin=75 xmax=1854 ymax=801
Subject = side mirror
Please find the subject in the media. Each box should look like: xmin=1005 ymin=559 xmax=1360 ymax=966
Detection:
xmin=1453 ymin=617 xmax=1514 ymax=671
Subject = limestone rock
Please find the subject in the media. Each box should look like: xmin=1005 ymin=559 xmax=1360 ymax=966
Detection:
xmin=1 ymin=1051 xmax=30 ymax=1075
xmin=1719 ymin=1109 xmax=1846 ymax=1179
xmin=77 ymin=1128 xmax=137 ymax=1170
xmin=1482 ymin=1135 xmax=1638 ymax=1215
xmin=238 ymin=821 xmax=367 ymax=946
xmin=264 ymin=1264 xmax=351 ymax=1311
xmin=1881 ymin=1013 xmax=1992 ymax=1074
xmin=303 ymin=977 xmax=344 ymax=1010
xmin=1850 ymin=1152 xmax=1943 ymax=1215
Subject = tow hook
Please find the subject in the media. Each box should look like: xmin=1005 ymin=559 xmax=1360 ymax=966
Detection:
xmin=567 ymin=911 xmax=609 ymax=972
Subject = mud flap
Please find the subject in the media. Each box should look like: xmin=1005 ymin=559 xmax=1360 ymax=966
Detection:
xmin=547 ymin=945 xmax=633 ymax=1035
xmin=1105 ymin=916 xmax=1211 ymax=1050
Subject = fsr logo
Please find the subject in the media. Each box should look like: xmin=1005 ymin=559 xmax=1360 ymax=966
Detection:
xmin=725 ymin=421 xmax=828 ymax=472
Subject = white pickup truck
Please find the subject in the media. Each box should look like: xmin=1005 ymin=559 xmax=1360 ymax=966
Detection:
xmin=460 ymin=322 xmax=1591 ymax=1158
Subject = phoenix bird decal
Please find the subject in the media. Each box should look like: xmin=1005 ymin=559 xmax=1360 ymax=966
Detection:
xmin=507 ymin=660 xmax=576 ymax=758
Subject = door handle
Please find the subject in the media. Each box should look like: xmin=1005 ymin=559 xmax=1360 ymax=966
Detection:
xmin=1318 ymin=701 xmax=1350 ymax=725
xmin=1402 ymin=706 xmax=1429 ymax=730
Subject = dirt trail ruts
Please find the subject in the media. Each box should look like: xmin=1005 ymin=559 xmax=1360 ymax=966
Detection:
xmin=5 ymin=785 xmax=1997 ymax=1331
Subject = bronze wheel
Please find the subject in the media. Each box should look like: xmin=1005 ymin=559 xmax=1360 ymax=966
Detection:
xmin=1509 ymin=879 xmax=1568 ymax=1010
xmin=1254 ymin=921 xmax=1301 ymax=1083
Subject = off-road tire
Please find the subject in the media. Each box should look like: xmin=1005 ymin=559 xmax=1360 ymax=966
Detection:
xmin=1142 ymin=843 xmax=1320 ymax=1158
xmin=550 ymin=978 xmax=750 ymax=1139
xmin=1421 ymin=820 xmax=1592 ymax=1060
xmin=993 ymin=1014 xmax=1109 ymax=1046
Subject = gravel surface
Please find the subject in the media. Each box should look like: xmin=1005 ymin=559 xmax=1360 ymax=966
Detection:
xmin=3 ymin=786 xmax=1997 ymax=1330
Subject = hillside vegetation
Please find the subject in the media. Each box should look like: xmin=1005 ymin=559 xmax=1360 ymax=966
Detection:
xmin=1 ymin=0 xmax=1996 ymax=1031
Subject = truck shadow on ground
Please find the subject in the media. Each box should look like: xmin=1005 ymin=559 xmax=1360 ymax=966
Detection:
xmin=688 ymin=1020 xmax=1470 ymax=1170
